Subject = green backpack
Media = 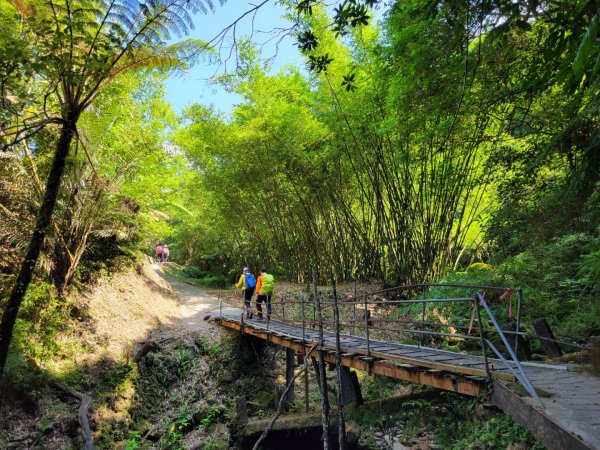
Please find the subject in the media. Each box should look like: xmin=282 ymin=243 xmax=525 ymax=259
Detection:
xmin=261 ymin=273 xmax=275 ymax=295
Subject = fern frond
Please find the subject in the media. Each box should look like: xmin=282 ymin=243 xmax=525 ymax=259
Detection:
xmin=111 ymin=38 xmax=212 ymax=77
xmin=573 ymin=9 xmax=599 ymax=75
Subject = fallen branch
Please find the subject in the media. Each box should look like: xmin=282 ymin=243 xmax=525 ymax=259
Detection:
xmin=78 ymin=394 xmax=94 ymax=450
xmin=50 ymin=382 xmax=94 ymax=450
xmin=132 ymin=341 xmax=159 ymax=362
xmin=251 ymin=344 xmax=318 ymax=450
xmin=139 ymin=426 xmax=155 ymax=445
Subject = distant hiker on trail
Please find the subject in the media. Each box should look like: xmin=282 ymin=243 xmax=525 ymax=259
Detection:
xmin=162 ymin=245 xmax=170 ymax=262
xmin=235 ymin=267 xmax=256 ymax=319
xmin=155 ymin=243 xmax=164 ymax=263
xmin=255 ymin=268 xmax=275 ymax=321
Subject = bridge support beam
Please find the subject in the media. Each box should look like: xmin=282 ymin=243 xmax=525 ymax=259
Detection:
xmin=532 ymin=319 xmax=563 ymax=358
xmin=340 ymin=367 xmax=363 ymax=406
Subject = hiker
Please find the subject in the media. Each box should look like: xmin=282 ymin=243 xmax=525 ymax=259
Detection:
xmin=255 ymin=267 xmax=275 ymax=320
xmin=235 ymin=267 xmax=256 ymax=319
xmin=155 ymin=243 xmax=164 ymax=263
xmin=162 ymin=245 xmax=170 ymax=262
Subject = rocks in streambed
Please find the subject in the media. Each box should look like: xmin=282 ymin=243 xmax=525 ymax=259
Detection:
xmin=360 ymin=423 xmax=440 ymax=450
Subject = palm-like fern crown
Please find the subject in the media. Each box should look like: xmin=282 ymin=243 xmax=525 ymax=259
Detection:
xmin=10 ymin=0 xmax=224 ymax=108
xmin=101 ymin=0 xmax=215 ymax=45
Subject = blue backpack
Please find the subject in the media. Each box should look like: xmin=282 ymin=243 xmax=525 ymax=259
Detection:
xmin=244 ymin=272 xmax=256 ymax=288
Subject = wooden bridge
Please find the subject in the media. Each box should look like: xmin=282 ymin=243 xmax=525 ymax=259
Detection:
xmin=212 ymin=283 xmax=600 ymax=450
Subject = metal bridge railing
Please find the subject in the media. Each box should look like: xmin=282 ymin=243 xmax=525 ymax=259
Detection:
xmin=473 ymin=293 xmax=543 ymax=406
xmin=219 ymin=282 xmax=562 ymax=407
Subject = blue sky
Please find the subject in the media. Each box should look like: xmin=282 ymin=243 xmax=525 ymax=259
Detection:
xmin=165 ymin=1 xmax=304 ymax=114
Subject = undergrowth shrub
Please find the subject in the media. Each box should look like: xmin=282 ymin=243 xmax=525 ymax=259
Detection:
xmin=425 ymin=230 xmax=600 ymax=342
xmin=0 ymin=353 xmax=47 ymax=404
xmin=435 ymin=398 xmax=544 ymax=450
xmin=359 ymin=372 xmax=404 ymax=401
xmin=10 ymin=282 xmax=79 ymax=366
xmin=169 ymin=265 xmax=228 ymax=288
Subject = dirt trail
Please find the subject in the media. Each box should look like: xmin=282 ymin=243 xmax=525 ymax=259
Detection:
xmin=151 ymin=262 xmax=240 ymax=332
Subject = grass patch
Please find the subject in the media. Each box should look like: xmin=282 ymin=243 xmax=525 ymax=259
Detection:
xmin=162 ymin=265 xmax=228 ymax=288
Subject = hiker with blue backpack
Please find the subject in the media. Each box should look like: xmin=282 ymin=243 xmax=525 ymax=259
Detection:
xmin=235 ymin=267 xmax=256 ymax=319
xmin=255 ymin=268 xmax=275 ymax=320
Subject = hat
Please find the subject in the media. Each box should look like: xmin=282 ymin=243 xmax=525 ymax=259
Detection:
xmin=243 ymin=267 xmax=250 ymax=272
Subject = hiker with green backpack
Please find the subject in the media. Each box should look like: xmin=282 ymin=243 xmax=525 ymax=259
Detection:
xmin=255 ymin=268 xmax=275 ymax=320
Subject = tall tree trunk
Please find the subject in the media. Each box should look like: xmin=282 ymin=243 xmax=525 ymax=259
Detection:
xmin=0 ymin=116 xmax=78 ymax=378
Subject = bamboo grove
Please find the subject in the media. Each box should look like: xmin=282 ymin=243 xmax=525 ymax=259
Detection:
xmin=175 ymin=0 xmax=600 ymax=288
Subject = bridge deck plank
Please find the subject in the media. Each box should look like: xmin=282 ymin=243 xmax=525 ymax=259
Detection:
xmin=242 ymin=319 xmax=517 ymax=379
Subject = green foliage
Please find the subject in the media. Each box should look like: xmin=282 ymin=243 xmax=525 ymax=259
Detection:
xmin=0 ymin=0 xmax=221 ymax=378
xmin=436 ymin=409 xmax=544 ymax=450
xmin=428 ymin=229 xmax=600 ymax=341
xmin=359 ymin=371 xmax=403 ymax=400
xmin=0 ymin=352 xmax=47 ymax=403
xmin=202 ymin=440 xmax=229 ymax=450
xmin=161 ymin=415 xmax=191 ymax=450
xmin=347 ymin=389 xmax=540 ymax=448
xmin=137 ymin=351 xmax=184 ymax=395
xmin=199 ymin=404 xmax=223 ymax=428
xmin=177 ymin=349 xmax=193 ymax=375
xmin=124 ymin=431 xmax=143 ymax=450
xmin=295 ymin=0 xmax=376 ymax=61
xmin=198 ymin=337 xmax=222 ymax=358
xmin=10 ymin=282 xmax=79 ymax=365
xmin=579 ymin=229 xmax=600 ymax=288
xmin=164 ymin=265 xmax=229 ymax=288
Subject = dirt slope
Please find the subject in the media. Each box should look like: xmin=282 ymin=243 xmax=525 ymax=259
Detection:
xmin=79 ymin=259 xmax=228 ymax=363
xmin=78 ymin=258 xmax=180 ymax=361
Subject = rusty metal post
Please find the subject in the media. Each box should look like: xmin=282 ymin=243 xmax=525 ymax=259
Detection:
xmin=331 ymin=273 xmax=346 ymax=450
xmin=301 ymin=294 xmax=306 ymax=343
xmin=285 ymin=348 xmax=296 ymax=408
xmin=353 ymin=280 xmax=358 ymax=335
xmin=266 ymin=298 xmax=270 ymax=331
xmin=420 ymin=281 xmax=426 ymax=347
xmin=282 ymin=293 xmax=286 ymax=320
xmin=364 ymin=294 xmax=370 ymax=357
xmin=304 ymin=366 xmax=310 ymax=413
xmin=301 ymin=293 xmax=309 ymax=413
xmin=219 ymin=292 xmax=222 ymax=321
xmin=515 ymin=287 xmax=523 ymax=357
xmin=474 ymin=296 xmax=490 ymax=377
xmin=312 ymin=268 xmax=330 ymax=450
